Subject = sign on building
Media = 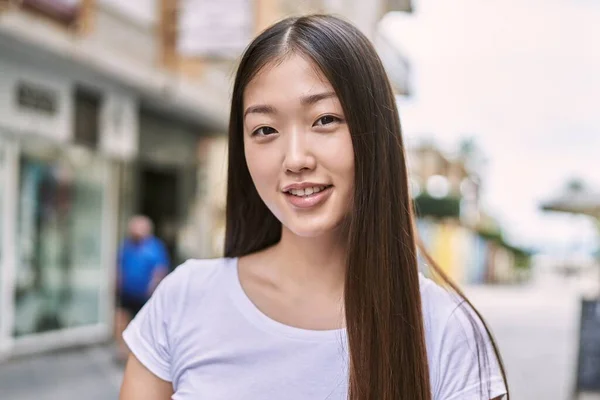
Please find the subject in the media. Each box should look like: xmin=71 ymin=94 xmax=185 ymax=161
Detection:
xmin=16 ymin=81 xmax=59 ymax=115
xmin=0 ymin=61 xmax=72 ymax=143
xmin=177 ymin=0 xmax=254 ymax=59
xmin=575 ymin=299 xmax=600 ymax=396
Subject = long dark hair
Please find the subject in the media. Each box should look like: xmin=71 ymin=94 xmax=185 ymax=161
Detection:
xmin=225 ymin=14 xmax=508 ymax=400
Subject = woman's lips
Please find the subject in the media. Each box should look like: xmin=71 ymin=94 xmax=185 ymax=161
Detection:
xmin=284 ymin=186 xmax=333 ymax=209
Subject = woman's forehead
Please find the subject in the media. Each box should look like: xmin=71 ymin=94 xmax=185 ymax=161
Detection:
xmin=244 ymin=54 xmax=335 ymax=102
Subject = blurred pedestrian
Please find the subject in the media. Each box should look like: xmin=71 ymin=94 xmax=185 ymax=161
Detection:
xmin=115 ymin=215 xmax=169 ymax=363
xmin=120 ymin=15 xmax=508 ymax=400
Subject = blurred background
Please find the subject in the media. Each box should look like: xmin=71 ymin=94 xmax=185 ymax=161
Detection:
xmin=0 ymin=0 xmax=598 ymax=399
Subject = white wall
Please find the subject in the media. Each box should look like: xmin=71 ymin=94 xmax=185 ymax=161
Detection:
xmin=89 ymin=3 xmax=158 ymax=69
xmin=99 ymin=0 xmax=157 ymax=25
xmin=323 ymin=0 xmax=384 ymax=39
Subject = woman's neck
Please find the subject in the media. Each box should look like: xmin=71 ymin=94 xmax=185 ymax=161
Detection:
xmin=267 ymin=226 xmax=347 ymax=300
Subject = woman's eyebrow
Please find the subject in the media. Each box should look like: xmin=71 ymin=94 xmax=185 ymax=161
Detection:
xmin=244 ymin=91 xmax=337 ymax=118
xmin=244 ymin=104 xmax=276 ymax=119
xmin=301 ymin=91 xmax=337 ymax=106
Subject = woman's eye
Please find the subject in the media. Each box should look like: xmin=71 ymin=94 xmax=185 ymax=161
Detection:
xmin=314 ymin=115 xmax=340 ymax=127
xmin=252 ymin=126 xmax=277 ymax=136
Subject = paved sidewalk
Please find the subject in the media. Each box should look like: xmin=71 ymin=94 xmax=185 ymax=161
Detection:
xmin=465 ymin=271 xmax=600 ymax=400
xmin=0 ymin=344 xmax=123 ymax=400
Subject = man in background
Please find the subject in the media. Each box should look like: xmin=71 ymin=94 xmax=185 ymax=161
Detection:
xmin=115 ymin=215 xmax=169 ymax=362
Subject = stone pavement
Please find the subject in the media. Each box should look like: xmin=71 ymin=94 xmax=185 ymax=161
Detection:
xmin=0 ymin=344 xmax=123 ymax=400
xmin=464 ymin=269 xmax=600 ymax=400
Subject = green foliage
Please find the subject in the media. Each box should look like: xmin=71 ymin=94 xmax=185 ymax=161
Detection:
xmin=476 ymin=227 xmax=504 ymax=243
xmin=413 ymin=194 xmax=461 ymax=219
xmin=476 ymin=227 xmax=533 ymax=270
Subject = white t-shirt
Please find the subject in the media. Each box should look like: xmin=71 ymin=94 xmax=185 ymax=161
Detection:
xmin=123 ymin=257 xmax=507 ymax=400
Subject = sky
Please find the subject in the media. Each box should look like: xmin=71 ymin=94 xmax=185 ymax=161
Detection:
xmin=380 ymin=0 xmax=600 ymax=256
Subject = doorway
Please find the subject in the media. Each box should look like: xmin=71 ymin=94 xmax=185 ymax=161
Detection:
xmin=139 ymin=165 xmax=179 ymax=268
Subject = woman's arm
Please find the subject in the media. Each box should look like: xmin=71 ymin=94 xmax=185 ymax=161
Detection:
xmin=120 ymin=354 xmax=173 ymax=400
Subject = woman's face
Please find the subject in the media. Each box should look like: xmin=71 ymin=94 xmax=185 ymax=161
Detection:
xmin=243 ymin=54 xmax=354 ymax=238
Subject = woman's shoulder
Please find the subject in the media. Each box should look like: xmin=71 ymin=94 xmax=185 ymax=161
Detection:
xmin=418 ymin=273 xmax=464 ymax=319
xmin=418 ymin=274 xmax=507 ymax=398
xmin=156 ymin=257 xmax=236 ymax=301
xmin=417 ymin=273 xmax=480 ymax=341
xmin=122 ymin=257 xmax=237 ymax=383
xmin=418 ymin=273 xmax=496 ymax=368
xmin=172 ymin=257 xmax=235 ymax=277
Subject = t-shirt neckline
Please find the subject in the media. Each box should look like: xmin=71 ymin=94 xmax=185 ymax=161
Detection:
xmin=227 ymin=257 xmax=347 ymax=342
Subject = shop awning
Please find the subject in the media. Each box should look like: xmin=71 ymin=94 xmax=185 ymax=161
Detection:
xmin=541 ymin=181 xmax=600 ymax=218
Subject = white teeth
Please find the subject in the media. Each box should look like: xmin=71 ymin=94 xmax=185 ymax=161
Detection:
xmin=287 ymin=186 xmax=327 ymax=197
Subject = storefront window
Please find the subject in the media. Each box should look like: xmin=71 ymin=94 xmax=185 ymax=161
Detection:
xmin=14 ymin=143 xmax=108 ymax=337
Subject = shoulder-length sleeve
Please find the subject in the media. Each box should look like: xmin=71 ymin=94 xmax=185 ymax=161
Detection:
xmin=122 ymin=261 xmax=191 ymax=381
xmin=433 ymin=302 xmax=508 ymax=400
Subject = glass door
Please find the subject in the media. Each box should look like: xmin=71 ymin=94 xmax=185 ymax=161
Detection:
xmin=13 ymin=140 xmax=109 ymax=337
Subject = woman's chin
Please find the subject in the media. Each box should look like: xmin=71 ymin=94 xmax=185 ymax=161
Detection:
xmin=282 ymin=219 xmax=343 ymax=239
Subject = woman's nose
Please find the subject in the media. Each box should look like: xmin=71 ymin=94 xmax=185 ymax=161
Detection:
xmin=282 ymin=128 xmax=316 ymax=173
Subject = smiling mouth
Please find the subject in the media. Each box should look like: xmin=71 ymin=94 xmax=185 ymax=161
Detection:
xmin=284 ymin=185 xmax=333 ymax=197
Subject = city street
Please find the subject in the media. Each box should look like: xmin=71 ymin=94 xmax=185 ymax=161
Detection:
xmin=0 ymin=344 xmax=122 ymax=400
xmin=0 ymin=269 xmax=598 ymax=400
xmin=465 ymin=270 xmax=585 ymax=400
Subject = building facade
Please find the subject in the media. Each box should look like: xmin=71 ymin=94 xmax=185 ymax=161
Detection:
xmin=406 ymin=140 xmax=530 ymax=284
xmin=0 ymin=0 xmax=229 ymax=359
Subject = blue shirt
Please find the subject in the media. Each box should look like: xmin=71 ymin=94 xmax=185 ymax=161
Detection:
xmin=118 ymin=236 xmax=169 ymax=299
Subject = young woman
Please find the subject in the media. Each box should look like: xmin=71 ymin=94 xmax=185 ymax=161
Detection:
xmin=120 ymin=14 xmax=509 ymax=400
